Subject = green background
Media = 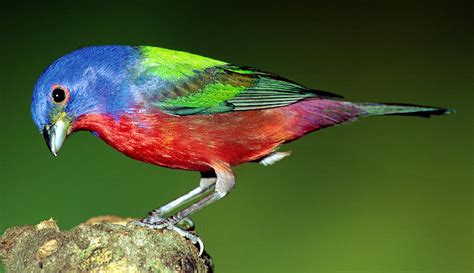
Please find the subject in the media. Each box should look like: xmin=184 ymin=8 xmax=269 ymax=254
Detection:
xmin=1 ymin=1 xmax=472 ymax=272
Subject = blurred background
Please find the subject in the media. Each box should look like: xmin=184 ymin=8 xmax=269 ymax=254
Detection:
xmin=0 ymin=0 xmax=472 ymax=272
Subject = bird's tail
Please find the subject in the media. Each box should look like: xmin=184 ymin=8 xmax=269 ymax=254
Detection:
xmin=354 ymin=102 xmax=454 ymax=118
xmin=281 ymin=99 xmax=453 ymax=142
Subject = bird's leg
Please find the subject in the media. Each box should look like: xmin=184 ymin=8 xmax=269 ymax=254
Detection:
xmin=142 ymin=170 xmax=217 ymax=225
xmin=130 ymin=165 xmax=233 ymax=256
xmin=149 ymin=162 xmax=235 ymax=228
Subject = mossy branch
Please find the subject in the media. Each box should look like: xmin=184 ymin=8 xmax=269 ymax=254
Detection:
xmin=0 ymin=216 xmax=213 ymax=272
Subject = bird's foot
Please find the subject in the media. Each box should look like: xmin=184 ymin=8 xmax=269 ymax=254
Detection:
xmin=128 ymin=217 xmax=203 ymax=256
xmin=141 ymin=214 xmax=195 ymax=230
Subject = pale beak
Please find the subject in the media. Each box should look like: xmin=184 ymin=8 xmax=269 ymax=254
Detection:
xmin=43 ymin=113 xmax=70 ymax=156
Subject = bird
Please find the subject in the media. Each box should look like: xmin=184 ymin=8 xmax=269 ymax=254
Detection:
xmin=31 ymin=45 xmax=451 ymax=253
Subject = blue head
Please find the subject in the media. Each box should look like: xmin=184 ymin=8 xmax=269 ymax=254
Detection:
xmin=31 ymin=45 xmax=139 ymax=155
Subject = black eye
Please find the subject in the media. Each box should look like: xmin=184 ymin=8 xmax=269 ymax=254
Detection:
xmin=52 ymin=88 xmax=66 ymax=103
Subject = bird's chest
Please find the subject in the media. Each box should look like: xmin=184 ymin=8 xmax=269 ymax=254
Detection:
xmin=73 ymin=113 xmax=215 ymax=171
xmin=72 ymin=110 xmax=284 ymax=171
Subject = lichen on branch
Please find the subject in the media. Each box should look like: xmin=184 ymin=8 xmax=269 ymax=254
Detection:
xmin=0 ymin=216 xmax=213 ymax=272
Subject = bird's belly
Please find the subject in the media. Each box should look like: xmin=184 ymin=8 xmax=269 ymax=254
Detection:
xmin=72 ymin=110 xmax=294 ymax=171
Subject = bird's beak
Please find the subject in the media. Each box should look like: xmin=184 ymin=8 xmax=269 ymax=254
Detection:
xmin=43 ymin=112 xmax=71 ymax=157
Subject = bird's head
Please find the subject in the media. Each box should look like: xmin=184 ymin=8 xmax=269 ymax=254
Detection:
xmin=31 ymin=45 xmax=137 ymax=156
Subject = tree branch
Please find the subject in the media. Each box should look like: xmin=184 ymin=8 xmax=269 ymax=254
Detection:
xmin=0 ymin=216 xmax=213 ymax=272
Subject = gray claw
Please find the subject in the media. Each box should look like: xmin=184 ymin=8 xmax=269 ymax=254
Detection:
xmin=172 ymin=225 xmax=204 ymax=256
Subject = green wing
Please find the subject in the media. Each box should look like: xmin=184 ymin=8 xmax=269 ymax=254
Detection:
xmin=138 ymin=46 xmax=342 ymax=115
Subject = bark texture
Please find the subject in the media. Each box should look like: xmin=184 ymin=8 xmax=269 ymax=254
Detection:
xmin=0 ymin=216 xmax=213 ymax=272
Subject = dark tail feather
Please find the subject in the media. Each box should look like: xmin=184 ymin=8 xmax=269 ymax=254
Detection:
xmin=355 ymin=102 xmax=454 ymax=118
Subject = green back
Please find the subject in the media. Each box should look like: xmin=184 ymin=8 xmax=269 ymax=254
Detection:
xmin=138 ymin=46 xmax=341 ymax=115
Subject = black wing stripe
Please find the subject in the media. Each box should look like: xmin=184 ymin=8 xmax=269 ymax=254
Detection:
xmin=230 ymin=101 xmax=300 ymax=106
xmin=238 ymin=90 xmax=300 ymax=95
xmin=233 ymin=104 xmax=292 ymax=110
xmin=231 ymin=95 xmax=309 ymax=100
xmin=230 ymin=98 xmax=305 ymax=104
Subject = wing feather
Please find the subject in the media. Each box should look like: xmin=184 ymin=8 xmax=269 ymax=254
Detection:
xmin=135 ymin=47 xmax=342 ymax=115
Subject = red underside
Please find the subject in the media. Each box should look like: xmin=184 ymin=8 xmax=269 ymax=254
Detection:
xmin=71 ymin=99 xmax=358 ymax=171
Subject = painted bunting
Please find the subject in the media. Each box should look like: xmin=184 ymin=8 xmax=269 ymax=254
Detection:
xmin=31 ymin=45 xmax=451 ymax=251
